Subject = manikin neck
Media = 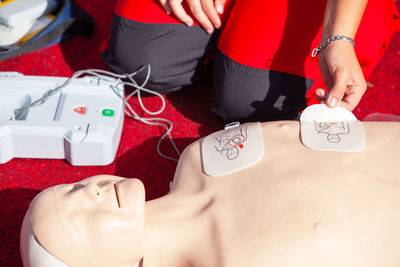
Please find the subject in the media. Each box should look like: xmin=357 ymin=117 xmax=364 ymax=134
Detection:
xmin=141 ymin=191 xmax=220 ymax=267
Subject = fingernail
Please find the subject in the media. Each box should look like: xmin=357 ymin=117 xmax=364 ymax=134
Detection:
xmin=165 ymin=5 xmax=171 ymax=15
xmin=328 ymin=96 xmax=338 ymax=107
xmin=315 ymin=90 xmax=324 ymax=98
xmin=186 ymin=21 xmax=193 ymax=27
xmin=216 ymin=4 xmax=224 ymax=14
xmin=206 ymin=28 xmax=214 ymax=34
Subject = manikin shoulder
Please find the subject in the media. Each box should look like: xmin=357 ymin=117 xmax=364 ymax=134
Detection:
xmin=169 ymin=137 xmax=206 ymax=194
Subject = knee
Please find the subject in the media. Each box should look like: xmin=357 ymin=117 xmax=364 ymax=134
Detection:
xmin=103 ymin=15 xmax=215 ymax=93
xmin=212 ymin=51 xmax=308 ymax=122
xmin=102 ymin=16 xmax=177 ymax=93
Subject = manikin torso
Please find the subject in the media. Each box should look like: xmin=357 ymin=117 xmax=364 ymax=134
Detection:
xmin=143 ymin=121 xmax=400 ymax=267
xmin=28 ymin=121 xmax=400 ymax=267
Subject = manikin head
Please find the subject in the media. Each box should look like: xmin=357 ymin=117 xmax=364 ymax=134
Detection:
xmin=20 ymin=175 xmax=145 ymax=267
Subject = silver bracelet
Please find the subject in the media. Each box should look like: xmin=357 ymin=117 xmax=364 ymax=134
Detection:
xmin=311 ymin=35 xmax=355 ymax=57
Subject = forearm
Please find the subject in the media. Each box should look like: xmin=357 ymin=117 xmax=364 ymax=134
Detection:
xmin=321 ymin=0 xmax=368 ymax=40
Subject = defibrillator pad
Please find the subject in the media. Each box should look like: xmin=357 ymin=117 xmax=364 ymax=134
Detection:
xmin=201 ymin=122 xmax=264 ymax=176
xmin=300 ymin=104 xmax=366 ymax=152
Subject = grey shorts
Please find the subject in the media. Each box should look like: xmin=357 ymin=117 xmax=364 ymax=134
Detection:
xmin=103 ymin=15 xmax=312 ymax=122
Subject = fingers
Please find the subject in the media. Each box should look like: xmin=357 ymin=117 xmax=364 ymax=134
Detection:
xmin=168 ymin=0 xmax=221 ymax=33
xmin=169 ymin=0 xmax=194 ymax=27
xmin=326 ymin=68 xmax=350 ymax=108
xmin=317 ymin=41 xmax=367 ymax=111
xmin=339 ymin=78 xmax=367 ymax=110
xmin=159 ymin=0 xmax=172 ymax=14
xmin=201 ymin=0 xmax=221 ymax=29
xmin=215 ymin=0 xmax=227 ymax=14
xmin=188 ymin=0 xmax=218 ymax=33
xmin=315 ymin=88 xmax=327 ymax=103
xmin=338 ymin=85 xmax=363 ymax=111
xmin=321 ymin=71 xmax=366 ymax=111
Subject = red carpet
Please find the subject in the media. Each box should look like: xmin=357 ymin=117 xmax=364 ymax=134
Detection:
xmin=0 ymin=1 xmax=399 ymax=266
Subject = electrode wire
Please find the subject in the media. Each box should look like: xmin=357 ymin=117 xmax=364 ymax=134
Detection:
xmin=13 ymin=65 xmax=181 ymax=162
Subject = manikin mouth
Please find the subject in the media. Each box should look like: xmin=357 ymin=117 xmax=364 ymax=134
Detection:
xmin=114 ymin=183 xmax=121 ymax=208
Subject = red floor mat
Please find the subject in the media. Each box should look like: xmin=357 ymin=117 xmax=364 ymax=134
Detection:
xmin=0 ymin=1 xmax=399 ymax=266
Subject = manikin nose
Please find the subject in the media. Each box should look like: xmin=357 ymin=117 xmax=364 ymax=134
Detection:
xmin=84 ymin=182 xmax=102 ymax=198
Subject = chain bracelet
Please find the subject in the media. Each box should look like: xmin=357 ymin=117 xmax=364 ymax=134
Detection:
xmin=311 ymin=35 xmax=355 ymax=57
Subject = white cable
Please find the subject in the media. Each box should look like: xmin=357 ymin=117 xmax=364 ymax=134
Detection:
xmin=13 ymin=65 xmax=181 ymax=162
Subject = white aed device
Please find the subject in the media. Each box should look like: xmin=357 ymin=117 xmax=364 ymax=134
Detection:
xmin=0 ymin=72 xmax=125 ymax=165
xmin=0 ymin=0 xmax=58 ymax=27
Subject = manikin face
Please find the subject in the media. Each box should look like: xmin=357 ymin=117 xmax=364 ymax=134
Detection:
xmin=29 ymin=175 xmax=146 ymax=267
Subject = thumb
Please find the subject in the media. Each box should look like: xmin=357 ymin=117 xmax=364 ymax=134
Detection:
xmin=215 ymin=0 xmax=227 ymax=14
xmin=327 ymin=70 xmax=350 ymax=108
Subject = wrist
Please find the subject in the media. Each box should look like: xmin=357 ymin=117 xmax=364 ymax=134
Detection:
xmin=312 ymin=35 xmax=355 ymax=57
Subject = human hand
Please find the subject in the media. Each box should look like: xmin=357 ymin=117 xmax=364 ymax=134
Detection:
xmin=158 ymin=0 xmax=227 ymax=34
xmin=315 ymin=41 xmax=367 ymax=111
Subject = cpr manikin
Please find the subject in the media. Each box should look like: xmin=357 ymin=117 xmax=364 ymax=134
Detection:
xmin=21 ymin=121 xmax=400 ymax=267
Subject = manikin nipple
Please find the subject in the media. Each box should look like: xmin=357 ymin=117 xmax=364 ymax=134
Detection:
xmin=313 ymin=222 xmax=325 ymax=235
xmin=311 ymin=222 xmax=336 ymax=251
xmin=278 ymin=123 xmax=290 ymax=131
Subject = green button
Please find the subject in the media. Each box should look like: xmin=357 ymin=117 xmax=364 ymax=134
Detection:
xmin=102 ymin=109 xmax=114 ymax=117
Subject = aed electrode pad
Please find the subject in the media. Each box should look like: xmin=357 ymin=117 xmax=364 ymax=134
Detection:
xmin=300 ymin=104 xmax=366 ymax=152
xmin=201 ymin=122 xmax=264 ymax=176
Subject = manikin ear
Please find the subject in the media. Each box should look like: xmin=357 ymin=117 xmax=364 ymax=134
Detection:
xmin=20 ymin=213 xmax=69 ymax=267
xmin=21 ymin=209 xmax=144 ymax=267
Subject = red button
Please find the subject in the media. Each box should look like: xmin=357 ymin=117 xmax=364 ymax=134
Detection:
xmin=74 ymin=107 xmax=86 ymax=115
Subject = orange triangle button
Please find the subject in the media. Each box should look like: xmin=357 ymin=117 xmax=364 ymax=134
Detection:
xmin=73 ymin=107 xmax=86 ymax=115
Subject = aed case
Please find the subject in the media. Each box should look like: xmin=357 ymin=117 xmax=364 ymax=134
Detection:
xmin=0 ymin=0 xmax=95 ymax=62
xmin=0 ymin=0 xmax=58 ymax=27
xmin=0 ymin=72 xmax=125 ymax=166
